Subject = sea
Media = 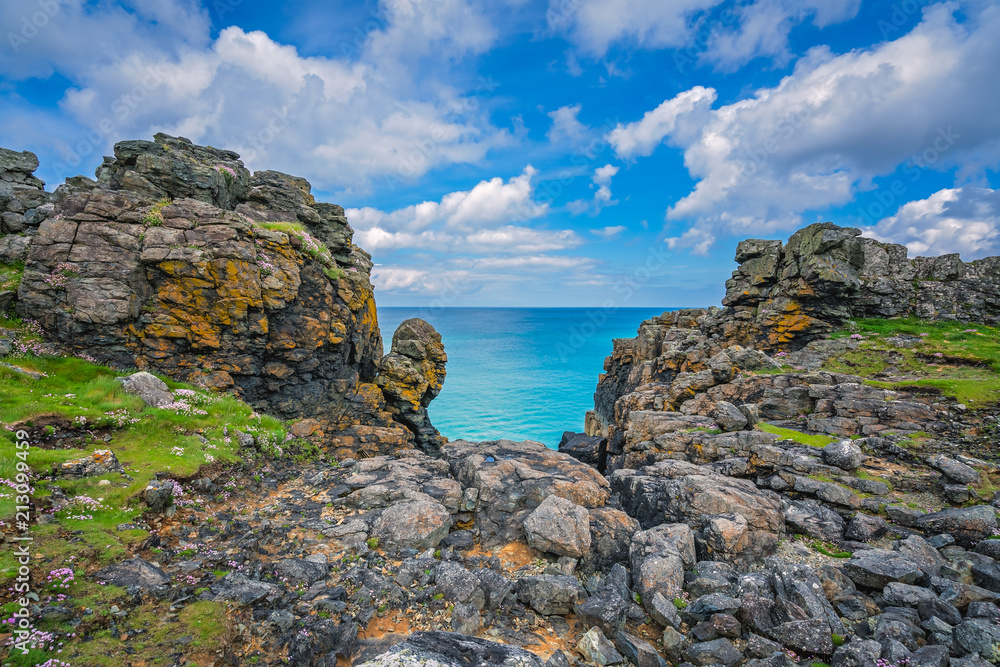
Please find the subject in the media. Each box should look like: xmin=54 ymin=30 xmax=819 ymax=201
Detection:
xmin=378 ymin=307 xmax=670 ymax=449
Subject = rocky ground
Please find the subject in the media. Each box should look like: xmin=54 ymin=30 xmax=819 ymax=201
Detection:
xmin=6 ymin=328 xmax=1000 ymax=667
xmin=3 ymin=139 xmax=1000 ymax=667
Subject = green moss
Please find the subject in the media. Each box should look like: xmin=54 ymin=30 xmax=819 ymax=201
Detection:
xmin=828 ymin=318 xmax=1000 ymax=406
xmin=757 ymin=423 xmax=838 ymax=448
xmin=810 ymin=540 xmax=852 ymax=558
xmin=0 ymin=260 xmax=24 ymax=293
xmin=672 ymin=598 xmax=688 ymax=610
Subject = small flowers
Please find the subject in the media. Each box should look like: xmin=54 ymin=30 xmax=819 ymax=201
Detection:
xmin=43 ymin=262 xmax=77 ymax=289
xmin=171 ymin=446 xmax=185 ymax=457
xmin=214 ymin=164 xmax=238 ymax=185
xmin=850 ymin=333 xmax=864 ymax=340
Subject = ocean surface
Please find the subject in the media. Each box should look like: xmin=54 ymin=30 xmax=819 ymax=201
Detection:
xmin=378 ymin=307 xmax=670 ymax=448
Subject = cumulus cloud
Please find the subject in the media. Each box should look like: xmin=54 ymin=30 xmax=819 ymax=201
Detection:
xmin=546 ymin=0 xmax=723 ymax=57
xmin=349 ymin=166 xmax=546 ymax=233
xmin=547 ymin=0 xmax=860 ymax=67
xmin=611 ymin=3 xmax=1000 ymax=252
xmin=863 ymin=187 xmax=1000 ymax=259
xmin=607 ymin=87 xmax=716 ymax=159
xmin=547 ymin=104 xmax=590 ymax=145
xmin=568 ymin=163 xmax=622 ymax=216
xmin=700 ymin=0 xmax=862 ymax=71
xmin=0 ymin=0 xmax=513 ymax=192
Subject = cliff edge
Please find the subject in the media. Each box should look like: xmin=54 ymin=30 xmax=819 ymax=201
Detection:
xmin=1 ymin=134 xmax=446 ymax=455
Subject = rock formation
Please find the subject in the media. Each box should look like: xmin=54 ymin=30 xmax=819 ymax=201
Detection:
xmin=3 ymin=134 xmax=446 ymax=454
xmin=721 ymin=222 xmax=1000 ymax=348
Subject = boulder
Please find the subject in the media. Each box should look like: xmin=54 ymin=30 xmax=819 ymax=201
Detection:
xmin=143 ymin=480 xmax=174 ymax=513
xmin=844 ymin=550 xmax=924 ymax=589
xmin=55 ymin=449 xmax=124 ymax=478
xmin=822 ymin=440 xmax=865 ymax=470
xmin=574 ymin=588 xmax=629 ymax=637
xmin=516 ymin=575 xmax=586 ymax=616
xmin=785 ymin=499 xmax=845 ymax=542
xmin=116 ymin=372 xmax=173 ymax=407
xmin=577 ymin=627 xmax=624 ymax=666
xmin=613 ymin=631 xmax=666 ymax=667
xmin=916 ymin=506 xmax=997 ymax=546
xmin=357 ymin=631 xmax=544 ymax=667
xmin=523 ymin=494 xmax=591 ymax=558
xmin=954 ymin=617 xmax=1000 ymax=659
xmin=558 ymin=432 xmax=606 ymax=469
xmin=927 ymin=455 xmax=981 ymax=485
xmin=371 ymin=499 xmax=451 ymax=550
xmin=93 ymin=558 xmax=169 ymax=590
xmin=375 ymin=318 xmax=448 ymax=453
xmin=713 ymin=401 xmax=748 ymax=432
xmin=831 ymin=638 xmax=882 ymax=667
xmin=844 ymin=513 xmax=889 ymax=542
xmin=768 ymin=619 xmax=834 ymax=655
xmin=682 ymin=638 xmax=743 ymax=667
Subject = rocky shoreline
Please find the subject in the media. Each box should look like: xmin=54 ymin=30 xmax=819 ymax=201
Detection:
xmin=2 ymin=137 xmax=1000 ymax=666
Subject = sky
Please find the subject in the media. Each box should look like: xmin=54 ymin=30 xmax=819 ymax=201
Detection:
xmin=1 ymin=0 xmax=999 ymax=308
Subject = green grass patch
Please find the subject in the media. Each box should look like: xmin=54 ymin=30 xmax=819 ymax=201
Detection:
xmin=828 ymin=318 xmax=1000 ymax=406
xmin=810 ymin=540 xmax=852 ymax=558
xmin=0 ymin=260 xmax=24 ymax=293
xmin=757 ymin=423 xmax=838 ymax=448
xmin=0 ymin=324 xmax=289 ymax=664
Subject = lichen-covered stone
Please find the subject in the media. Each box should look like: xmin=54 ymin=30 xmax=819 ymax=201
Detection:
xmin=11 ymin=134 xmax=445 ymax=455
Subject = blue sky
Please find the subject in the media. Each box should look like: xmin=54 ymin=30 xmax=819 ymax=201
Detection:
xmin=2 ymin=0 xmax=999 ymax=307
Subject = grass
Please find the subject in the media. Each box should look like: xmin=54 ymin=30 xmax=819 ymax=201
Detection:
xmin=810 ymin=540 xmax=852 ymax=558
xmin=142 ymin=198 xmax=171 ymax=226
xmin=827 ymin=318 xmax=1000 ymax=406
xmin=757 ymin=423 xmax=838 ymax=448
xmin=0 ymin=260 xmax=24 ymax=292
xmin=0 ymin=316 xmax=289 ymax=665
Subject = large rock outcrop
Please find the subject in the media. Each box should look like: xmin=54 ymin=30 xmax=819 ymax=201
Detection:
xmin=7 ymin=134 xmax=445 ymax=454
xmin=722 ymin=222 xmax=1000 ymax=348
xmin=376 ymin=318 xmax=448 ymax=453
xmin=589 ymin=223 xmax=999 ymax=467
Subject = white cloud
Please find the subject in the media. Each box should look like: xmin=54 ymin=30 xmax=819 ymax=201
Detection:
xmin=546 ymin=0 xmax=723 ymax=57
xmin=547 ymin=104 xmax=590 ymax=145
xmin=547 ymin=0 xmax=860 ymax=67
xmin=0 ymin=0 xmax=513 ymax=193
xmin=607 ymin=87 xmax=716 ymax=159
xmin=615 ymin=3 xmax=1000 ymax=252
xmin=568 ymin=163 xmax=622 ymax=215
xmin=593 ymin=225 xmax=627 ymax=239
xmin=862 ymin=187 xmax=1000 ymax=259
xmin=349 ymin=166 xmax=546 ymax=233
xmin=701 ymin=0 xmax=862 ymax=71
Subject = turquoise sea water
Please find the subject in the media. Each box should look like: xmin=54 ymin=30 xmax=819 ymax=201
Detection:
xmin=378 ymin=307 xmax=669 ymax=448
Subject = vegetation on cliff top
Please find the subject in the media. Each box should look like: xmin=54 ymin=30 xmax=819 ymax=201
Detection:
xmin=0 ymin=314 xmax=292 ymax=666
xmin=826 ymin=317 xmax=1000 ymax=406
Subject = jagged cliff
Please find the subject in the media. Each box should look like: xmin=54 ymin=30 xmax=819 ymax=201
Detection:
xmin=1 ymin=134 xmax=446 ymax=455
xmin=721 ymin=222 xmax=1000 ymax=348
xmin=588 ymin=223 xmax=1000 ymax=468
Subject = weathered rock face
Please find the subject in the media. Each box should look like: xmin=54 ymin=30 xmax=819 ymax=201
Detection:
xmin=8 ymin=134 xmax=445 ymax=454
xmin=723 ymin=222 xmax=1000 ymax=347
xmin=587 ymin=222 xmax=998 ymax=467
xmin=0 ymin=147 xmax=50 ymax=263
xmin=376 ymin=318 xmax=448 ymax=453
